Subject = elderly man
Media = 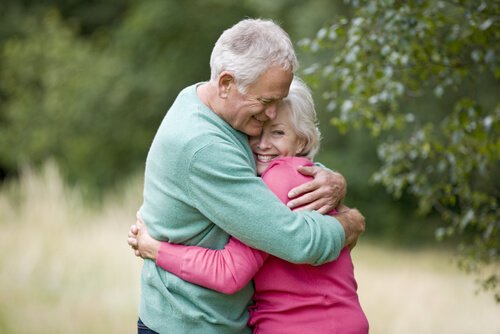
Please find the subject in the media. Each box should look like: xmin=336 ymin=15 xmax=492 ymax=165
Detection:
xmin=132 ymin=18 xmax=365 ymax=333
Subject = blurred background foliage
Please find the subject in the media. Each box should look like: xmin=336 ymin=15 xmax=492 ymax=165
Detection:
xmin=0 ymin=0 xmax=498 ymax=299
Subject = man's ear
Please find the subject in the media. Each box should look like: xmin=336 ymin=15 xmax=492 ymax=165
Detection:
xmin=217 ymin=72 xmax=234 ymax=98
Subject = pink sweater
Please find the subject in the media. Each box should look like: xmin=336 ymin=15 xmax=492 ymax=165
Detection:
xmin=156 ymin=157 xmax=368 ymax=333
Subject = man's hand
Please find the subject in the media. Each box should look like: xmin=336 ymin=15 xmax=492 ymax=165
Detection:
xmin=287 ymin=165 xmax=346 ymax=214
xmin=334 ymin=205 xmax=365 ymax=250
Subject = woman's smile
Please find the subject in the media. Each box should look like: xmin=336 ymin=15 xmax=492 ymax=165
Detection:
xmin=255 ymin=154 xmax=278 ymax=163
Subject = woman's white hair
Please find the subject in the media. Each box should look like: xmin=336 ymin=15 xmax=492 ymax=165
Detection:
xmin=281 ymin=77 xmax=321 ymax=159
xmin=210 ymin=18 xmax=298 ymax=92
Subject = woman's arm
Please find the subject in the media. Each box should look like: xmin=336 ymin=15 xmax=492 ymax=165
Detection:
xmin=156 ymin=237 xmax=267 ymax=294
xmin=130 ymin=218 xmax=267 ymax=294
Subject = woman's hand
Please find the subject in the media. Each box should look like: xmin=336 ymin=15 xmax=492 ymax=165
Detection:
xmin=127 ymin=223 xmax=141 ymax=257
xmin=286 ymin=165 xmax=346 ymax=214
xmin=128 ymin=212 xmax=161 ymax=261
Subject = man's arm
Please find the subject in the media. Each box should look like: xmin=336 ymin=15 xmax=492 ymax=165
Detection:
xmin=188 ymin=142 xmax=345 ymax=265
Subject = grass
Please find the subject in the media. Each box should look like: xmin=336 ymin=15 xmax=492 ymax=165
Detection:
xmin=0 ymin=163 xmax=142 ymax=333
xmin=0 ymin=163 xmax=498 ymax=333
xmin=352 ymin=244 xmax=500 ymax=334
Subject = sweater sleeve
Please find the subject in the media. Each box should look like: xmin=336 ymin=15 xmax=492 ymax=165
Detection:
xmin=188 ymin=143 xmax=345 ymax=265
xmin=155 ymin=238 xmax=268 ymax=294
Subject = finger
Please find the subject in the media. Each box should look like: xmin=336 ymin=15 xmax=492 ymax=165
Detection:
xmin=128 ymin=237 xmax=138 ymax=247
xmin=294 ymin=203 xmax=331 ymax=214
xmin=296 ymin=165 xmax=319 ymax=177
xmin=288 ymin=180 xmax=321 ymax=199
xmin=288 ymin=184 xmax=331 ymax=208
xmin=316 ymin=204 xmax=332 ymax=215
xmin=128 ymin=228 xmax=139 ymax=238
xmin=291 ymin=198 xmax=328 ymax=212
xmin=294 ymin=201 xmax=335 ymax=214
xmin=287 ymin=192 xmax=315 ymax=209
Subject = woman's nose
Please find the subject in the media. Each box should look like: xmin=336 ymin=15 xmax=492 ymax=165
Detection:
xmin=257 ymin=135 xmax=271 ymax=149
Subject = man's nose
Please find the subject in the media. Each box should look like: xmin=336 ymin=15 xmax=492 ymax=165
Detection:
xmin=264 ymin=103 xmax=278 ymax=120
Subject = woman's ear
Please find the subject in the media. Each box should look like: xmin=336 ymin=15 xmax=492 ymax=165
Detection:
xmin=217 ymin=72 xmax=234 ymax=98
xmin=296 ymin=139 xmax=306 ymax=155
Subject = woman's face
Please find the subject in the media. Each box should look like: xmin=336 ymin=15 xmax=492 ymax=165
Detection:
xmin=249 ymin=106 xmax=305 ymax=175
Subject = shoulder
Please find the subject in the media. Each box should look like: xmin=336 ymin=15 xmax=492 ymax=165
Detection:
xmin=262 ymin=157 xmax=314 ymax=177
xmin=163 ymin=84 xmax=251 ymax=160
xmin=260 ymin=157 xmax=314 ymax=197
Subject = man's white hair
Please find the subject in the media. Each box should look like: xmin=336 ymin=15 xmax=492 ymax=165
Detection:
xmin=210 ymin=18 xmax=298 ymax=92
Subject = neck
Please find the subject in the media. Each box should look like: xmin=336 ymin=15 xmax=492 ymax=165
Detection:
xmin=197 ymin=82 xmax=218 ymax=113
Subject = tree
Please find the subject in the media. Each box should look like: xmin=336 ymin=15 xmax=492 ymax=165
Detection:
xmin=0 ymin=9 xmax=157 ymax=191
xmin=0 ymin=0 xmax=346 ymax=193
xmin=301 ymin=0 xmax=499 ymax=300
xmin=0 ymin=1 xmax=256 ymax=193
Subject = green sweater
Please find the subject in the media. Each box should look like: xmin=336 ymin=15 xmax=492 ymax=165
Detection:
xmin=138 ymin=83 xmax=345 ymax=333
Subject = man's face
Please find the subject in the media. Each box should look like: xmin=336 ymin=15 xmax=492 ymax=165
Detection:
xmin=224 ymin=67 xmax=293 ymax=137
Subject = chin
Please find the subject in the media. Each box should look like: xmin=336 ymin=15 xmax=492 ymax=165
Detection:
xmin=256 ymin=163 xmax=269 ymax=176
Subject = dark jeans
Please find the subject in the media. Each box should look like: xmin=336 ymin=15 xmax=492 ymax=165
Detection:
xmin=138 ymin=318 xmax=159 ymax=334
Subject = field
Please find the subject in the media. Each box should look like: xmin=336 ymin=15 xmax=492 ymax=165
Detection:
xmin=0 ymin=164 xmax=498 ymax=333
xmin=353 ymin=245 xmax=499 ymax=333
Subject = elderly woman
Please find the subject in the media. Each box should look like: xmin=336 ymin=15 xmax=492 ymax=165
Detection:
xmin=130 ymin=77 xmax=369 ymax=334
